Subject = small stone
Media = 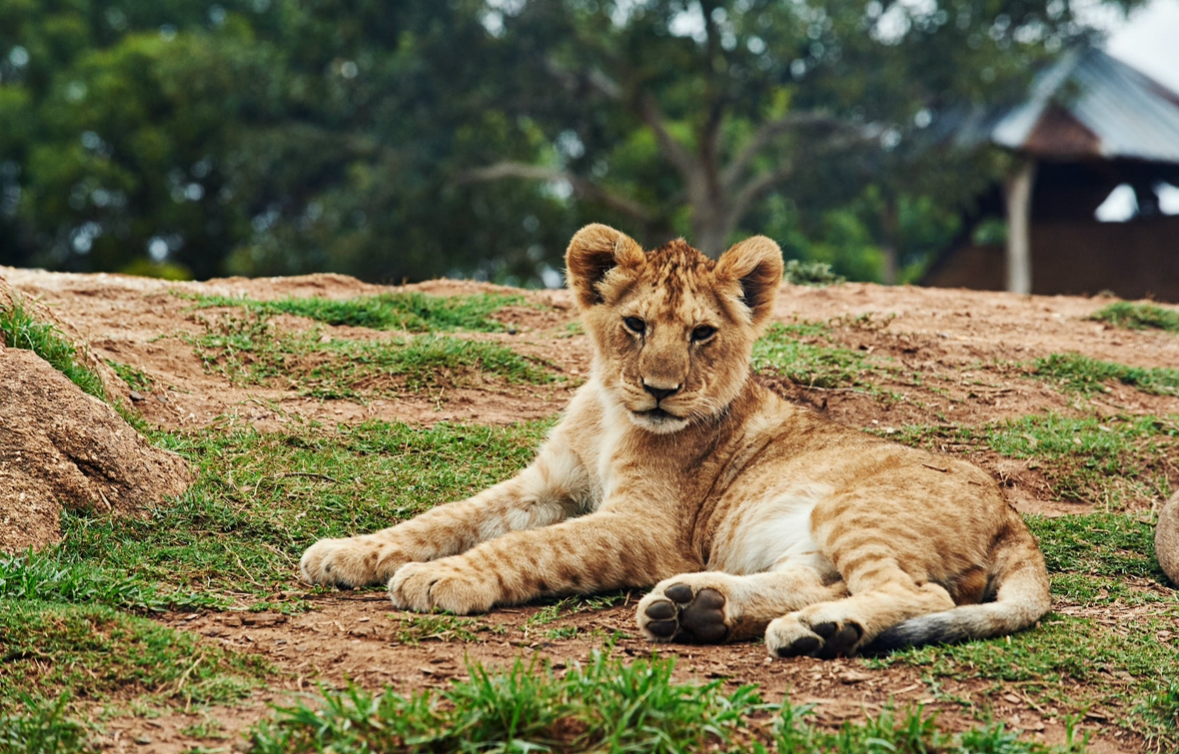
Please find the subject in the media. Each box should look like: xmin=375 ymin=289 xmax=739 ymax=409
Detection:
xmin=839 ymin=670 xmax=872 ymax=684
xmin=134 ymin=736 xmax=152 ymax=746
xmin=129 ymin=391 xmax=145 ymax=402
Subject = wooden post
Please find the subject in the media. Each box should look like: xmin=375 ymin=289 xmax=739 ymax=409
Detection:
xmin=1005 ymin=159 xmax=1036 ymax=294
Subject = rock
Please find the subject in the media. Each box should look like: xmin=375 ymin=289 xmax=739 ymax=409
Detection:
xmin=0 ymin=347 xmax=192 ymax=552
xmin=1157 ymin=491 xmax=1179 ymax=586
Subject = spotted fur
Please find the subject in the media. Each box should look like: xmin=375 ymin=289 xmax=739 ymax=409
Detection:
xmin=300 ymin=224 xmax=1051 ymax=657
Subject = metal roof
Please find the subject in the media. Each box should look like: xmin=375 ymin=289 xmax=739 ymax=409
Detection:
xmin=959 ymin=47 xmax=1179 ymax=164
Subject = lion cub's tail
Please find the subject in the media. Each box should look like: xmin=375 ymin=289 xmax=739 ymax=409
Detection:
xmin=865 ymin=540 xmax=1051 ymax=653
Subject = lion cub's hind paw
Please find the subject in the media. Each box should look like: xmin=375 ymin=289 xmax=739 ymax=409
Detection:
xmin=638 ymin=583 xmax=730 ymax=644
xmin=766 ymin=614 xmax=863 ymax=659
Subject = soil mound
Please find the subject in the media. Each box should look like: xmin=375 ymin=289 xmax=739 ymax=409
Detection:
xmin=0 ymin=343 xmax=192 ymax=552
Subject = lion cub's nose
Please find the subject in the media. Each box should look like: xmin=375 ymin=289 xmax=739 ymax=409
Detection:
xmin=643 ymin=382 xmax=681 ymax=402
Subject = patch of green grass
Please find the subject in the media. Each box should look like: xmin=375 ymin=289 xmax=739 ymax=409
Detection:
xmin=0 ymin=695 xmax=93 ymax=754
xmin=249 ymin=651 xmax=1085 ymax=753
xmin=868 ymin=613 xmax=1178 ymax=747
xmin=43 ymin=420 xmax=549 ymax=602
xmin=1033 ymin=353 xmax=1179 ymax=397
xmin=303 ymin=334 xmax=553 ymax=398
xmin=525 ymin=593 xmax=628 ymax=631
xmin=886 ymin=413 xmax=1177 ymax=506
xmin=0 ymin=552 xmax=224 ymax=612
xmin=184 ymin=291 xmax=522 ymax=332
xmin=1089 ymin=302 xmax=1179 ymax=333
xmin=1027 ymin=514 xmax=1165 ymax=581
xmin=180 ymin=717 xmax=228 ymax=740
xmin=0 ymin=601 xmax=269 ymax=713
xmin=1049 ymin=574 xmax=1174 ymax=607
xmin=251 ymin=651 xmax=765 ymax=753
xmin=393 ymin=614 xmax=492 ymax=645
xmin=105 ymin=358 xmax=152 ymax=392
xmin=754 ymin=323 xmax=881 ymax=389
xmin=0 ymin=296 xmax=106 ymax=400
xmin=773 ymin=702 xmax=1086 ymax=753
xmin=188 ymin=310 xmax=551 ymax=397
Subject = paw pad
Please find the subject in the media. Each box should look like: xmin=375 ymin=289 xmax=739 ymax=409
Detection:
xmin=642 ymin=584 xmax=729 ymax=644
xmin=774 ymin=619 xmax=863 ymax=659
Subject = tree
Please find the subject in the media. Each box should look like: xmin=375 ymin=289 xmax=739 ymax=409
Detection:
xmin=0 ymin=0 xmax=579 ymax=283
xmin=0 ymin=0 xmax=1143 ymax=284
xmin=463 ymin=0 xmax=1140 ymax=263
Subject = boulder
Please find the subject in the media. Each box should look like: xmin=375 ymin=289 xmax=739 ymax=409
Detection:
xmin=1157 ymin=491 xmax=1179 ymax=586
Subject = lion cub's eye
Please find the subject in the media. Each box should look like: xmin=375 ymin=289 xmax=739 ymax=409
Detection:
xmin=623 ymin=317 xmax=646 ymax=334
xmin=691 ymin=325 xmax=717 ymax=342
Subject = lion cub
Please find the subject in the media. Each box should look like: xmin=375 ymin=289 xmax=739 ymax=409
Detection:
xmin=301 ymin=224 xmax=1050 ymax=657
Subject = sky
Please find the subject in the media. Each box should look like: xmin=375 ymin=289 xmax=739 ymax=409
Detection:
xmin=1104 ymin=0 xmax=1179 ymax=93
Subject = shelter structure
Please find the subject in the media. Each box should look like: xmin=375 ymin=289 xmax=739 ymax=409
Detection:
xmin=921 ymin=47 xmax=1179 ymax=301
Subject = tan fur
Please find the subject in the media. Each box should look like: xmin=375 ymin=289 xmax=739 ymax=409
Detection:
xmin=301 ymin=224 xmax=1051 ymax=657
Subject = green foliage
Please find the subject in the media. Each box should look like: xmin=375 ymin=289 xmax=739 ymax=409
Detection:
xmin=0 ymin=695 xmax=93 ymax=754
xmin=105 ymin=358 xmax=151 ymax=391
xmin=0 ymin=552 xmax=222 ymax=612
xmin=0 ymin=601 xmax=268 ymax=712
xmin=0 ymin=0 xmax=576 ymax=283
xmin=0 ymin=296 xmax=106 ymax=399
xmin=782 ymin=259 xmax=845 ymax=287
xmin=186 ymin=291 xmax=522 ymax=332
xmin=1 ymin=0 xmax=1142 ymax=284
xmin=772 ymin=702 xmax=1085 ymax=753
xmin=1033 ymin=353 xmax=1179 ymax=397
xmin=251 ymin=652 xmax=764 ymax=753
xmin=1089 ymin=302 xmax=1179 ymax=333
xmin=250 ymin=651 xmax=1087 ymax=753
xmin=120 ymin=259 xmax=193 ymax=280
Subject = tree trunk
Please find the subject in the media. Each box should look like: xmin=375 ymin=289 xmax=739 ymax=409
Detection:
xmin=691 ymin=200 xmax=731 ymax=258
xmin=880 ymin=196 xmax=899 ymax=285
xmin=1004 ymin=160 xmax=1036 ymax=295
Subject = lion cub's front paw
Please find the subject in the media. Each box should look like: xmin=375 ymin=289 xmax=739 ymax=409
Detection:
xmin=300 ymin=536 xmax=406 ymax=588
xmin=637 ymin=578 xmax=733 ymax=644
xmin=389 ymin=561 xmax=496 ymax=614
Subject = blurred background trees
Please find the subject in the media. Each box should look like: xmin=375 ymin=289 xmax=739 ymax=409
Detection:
xmin=0 ymin=0 xmax=1140 ymax=285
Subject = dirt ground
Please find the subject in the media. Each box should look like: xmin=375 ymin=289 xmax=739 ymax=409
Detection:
xmin=6 ymin=266 xmax=1179 ymax=753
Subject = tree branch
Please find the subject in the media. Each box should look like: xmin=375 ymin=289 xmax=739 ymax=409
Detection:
xmin=724 ymin=125 xmax=882 ymax=229
xmin=637 ymin=94 xmax=701 ymax=187
xmin=722 ymin=111 xmax=849 ymax=190
xmin=728 ymin=160 xmax=797 ymax=227
xmin=543 ymin=57 xmax=623 ymax=100
xmin=457 ymin=162 xmax=654 ymax=222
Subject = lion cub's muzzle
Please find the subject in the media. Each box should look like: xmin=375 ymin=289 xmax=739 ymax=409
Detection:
xmin=627 ymin=379 xmax=690 ymax=432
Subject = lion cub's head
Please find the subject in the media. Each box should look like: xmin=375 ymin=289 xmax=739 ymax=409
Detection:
xmin=565 ymin=224 xmax=783 ymax=434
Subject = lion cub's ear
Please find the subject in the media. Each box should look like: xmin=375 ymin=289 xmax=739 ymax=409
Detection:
xmin=715 ymin=236 xmax=784 ymax=328
xmin=565 ymin=224 xmax=646 ymax=308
